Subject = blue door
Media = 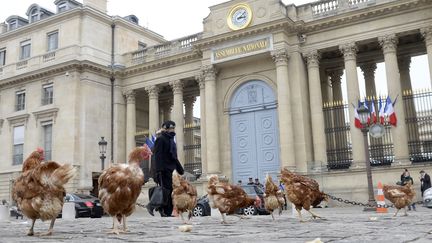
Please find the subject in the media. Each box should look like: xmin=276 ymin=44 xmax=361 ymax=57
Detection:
xmin=230 ymin=80 xmax=280 ymax=184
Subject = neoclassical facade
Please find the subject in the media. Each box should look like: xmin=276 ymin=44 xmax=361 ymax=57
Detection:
xmin=1 ymin=0 xmax=432 ymax=203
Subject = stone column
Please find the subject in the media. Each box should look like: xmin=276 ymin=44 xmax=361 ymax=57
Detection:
xmin=170 ymin=80 xmax=185 ymax=165
xmin=184 ymin=97 xmax=195 ymax=125
xmin=306 ymin=50 xmax=327 ymax=165
xmin=202 ymin=65 xmax=221 ymax=175
xmin=124 ymin=90 xmax=136 ymax=161
xmin=339 ymin=42 xmax=366 ymax=165
xmin=197 ymin=76 xmax=207 ymax=177
xmin=160 ymin=100 xmax=172 ymax=122
xmin=399 ymin=56 xmax=419 ymax=156
xmin=271 ymin=49 xmax=296 ymax=170
xmin=360 ymin=63 xmax=377 ymax=98
xmin=184 ymin=96 xmax=196 ymax=166
xmin=398 ymin=57 xmax=412 ymax=91
xmin=379 ymin=34 xmax=409 ymax=162
xmin=320 ymin=69 xmax=331 ymax=103
xmin=421 ymin=27 xmax=432 ymax=86
xmin=329 ymin=69 xmax=344 ymax=102
xmin=328 ymin=69 xmax=347 ymax=159
xmin=145 ymin=85 xmax=159 ymax=135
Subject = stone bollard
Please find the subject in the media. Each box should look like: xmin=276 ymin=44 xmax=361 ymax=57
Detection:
xmin=62 ymin=202 xmax=75 ymax=220
xmin=0 ymin=205 xmax=8 ymax=222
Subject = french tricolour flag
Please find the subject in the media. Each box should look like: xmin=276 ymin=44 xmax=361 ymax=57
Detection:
xmin=354 ymin=101 xmax=363 ymax=129
xmin=368 ymin=99 xmax=377 ymax=124
xmin=379 ymin=97 xmax=386 ymax=124
xmin=385 ymin=96 xmax=397 ymax=127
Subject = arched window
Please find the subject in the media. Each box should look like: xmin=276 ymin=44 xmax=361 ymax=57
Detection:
xmin=30 ymin=8 xmax=39 ymax=22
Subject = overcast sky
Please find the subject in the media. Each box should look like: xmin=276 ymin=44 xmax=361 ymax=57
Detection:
xmin=0 ymin=0 xmax=430 ymax=116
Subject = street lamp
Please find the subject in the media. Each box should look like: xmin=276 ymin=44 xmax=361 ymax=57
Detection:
xmin=98 ymin=136 xmax=108 ymax=170
xmin=357 ymin=104 xmax=377 ymax=211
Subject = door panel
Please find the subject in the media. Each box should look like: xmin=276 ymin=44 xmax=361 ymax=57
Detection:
xmin=255 ymin=109 xmax=280 ymax=182
xmin=231 ymin=112 xmax=257 ymax=183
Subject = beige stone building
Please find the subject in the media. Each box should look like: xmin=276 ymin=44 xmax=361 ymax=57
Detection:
xmin=1 ymin=0 xmax=432 ymax=204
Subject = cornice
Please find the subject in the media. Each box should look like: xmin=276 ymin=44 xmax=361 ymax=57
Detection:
xmin=124 ymin=50 xmax=202 ymax=77
xmin=0 ymin=60 xmax=112 ymax=89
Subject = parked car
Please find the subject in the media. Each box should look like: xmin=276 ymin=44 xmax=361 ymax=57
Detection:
xmin=193 ymin=194 xmax=211 ymax=217
xmin=423 ymin=188 xmax=432 ymax=208
xmin=238 ymin=185 xmax=268 ymax=216
xmin=58 ymin=193 xmax=104 ymax=218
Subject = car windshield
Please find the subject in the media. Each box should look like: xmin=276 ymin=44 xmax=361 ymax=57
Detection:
xmin=242 ymin=185 xmax=263 ymax=195
xmin=74 ymin=194 xmax=95 ymax=200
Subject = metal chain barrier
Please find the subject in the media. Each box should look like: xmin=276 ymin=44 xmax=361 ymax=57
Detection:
xmin=324 ymin=193 xmax=424 ymax=208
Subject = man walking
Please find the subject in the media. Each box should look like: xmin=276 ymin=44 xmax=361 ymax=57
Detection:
xmin=148 ymin=121 xmax=184 ymax=217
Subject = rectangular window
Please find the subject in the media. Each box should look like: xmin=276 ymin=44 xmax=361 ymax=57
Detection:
xmin=31 ymin=13 xmax=38 ymax=23
xmin=16 ymin=90 xmax=25 ymax=111
xmin=13 ymin=126 xmax=24 ymax=165
xmin=43 ymin=123 xmax=52 ymax=161
xmin=20 ymin=40 xmax=31 ymax=60
xmin=42 ymin=83 xmax=53 ymax=105
xmin=0 ymin=49 xmax=5 ymax=66
xmin=47 ymin=32 xmax=58 ymax=52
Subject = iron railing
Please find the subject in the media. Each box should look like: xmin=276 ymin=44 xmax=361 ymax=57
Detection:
xmin=323 ymin=101 xmax=352 ymax=169
xmin=183 ymin=123 xmax=202 ymax=177
xmin=403 ymin=89 xmax=432 ymax=163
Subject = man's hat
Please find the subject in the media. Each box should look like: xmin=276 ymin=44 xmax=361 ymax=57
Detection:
xmin=420 ymin=170 xmax=425 ymax=173
xmin=162 ymin=120 xmax=176 ymax=129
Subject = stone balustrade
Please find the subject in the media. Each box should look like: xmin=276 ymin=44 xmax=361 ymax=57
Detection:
xmin=129 ymin=33 xmax=202 ymax=65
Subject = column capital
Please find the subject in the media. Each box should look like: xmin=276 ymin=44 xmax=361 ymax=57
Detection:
xmin=123 ymin=90 xmax=136 ymax=104
xmin=359 ymin=62 xmax=377 ymax=76
xmin=184 ymin=96 xmax=196 ymax=106
xmin=271 ymin=48 xmax=289 ymax=65
xmin=339 ymin=42 xmax=358 ymax=61
xmin=421 ymin=26 xmax=432 ymax=45
xmin=145 ymin=85 xmax=160 ymax=99
xmin=195 ymin=74 xmax=205 ymax=90
xmin=305 ymin=50 xmax=321 ymax=68
xmin=201 ymin=65 xmax=218 ymax=81
xmin=169 ymin=80 xmax=183 ymax=95
xmin=378 ymin=34 xmax=398 ymax=54
xmin=328 ymin=69 xmax=344 ymax=85
xmin=397 ymin=56 xmax=411 ymax=72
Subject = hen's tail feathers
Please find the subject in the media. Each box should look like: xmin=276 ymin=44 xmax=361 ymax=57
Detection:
xmin=50 ymin=164 xmax=76 ymax=188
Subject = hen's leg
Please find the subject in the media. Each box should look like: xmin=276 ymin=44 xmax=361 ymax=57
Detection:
xmin=296 ymin=208 xmax=305 ymax=222
xmin=220 ymin=211 xmax=228 ymax=224
xmin=403 ymin=207 xmax=408 ymax=216
xmin=393 ymin=208 xmax=400 ymax=217
xmin=38 ymin=218 xmax=55 ymax=236
xmin=27 ymin=219 xmax=36 ymax=236
xmin=108 ymin=216 xmax=120 ymax=234
xmin=307 ymin=209 xmax=323 ymax=219
xmin=121 ymin=215 xmax=128 ymax=233
xmin=180 ymin=212 xmax=186 ymax=224
xmin=278 ymin=206 xmax=283 ymax=216
xmin=271 ymin=211 xmax=275 ymax=221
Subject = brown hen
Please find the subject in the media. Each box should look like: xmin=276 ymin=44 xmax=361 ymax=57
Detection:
xmin=264 ymin=174 xmax=285 ymax=220
xmin=383 ymin=183 xmax=415 ymax=216
xmin=207 ymin=175 xmax=257 ymax=224
xmin=12 ymin=148 xmax=76 ymax=236
xmin=280 ymin=168 xmax=327 ymax=222
xmin=172 ymin=170 xmax=197 ymax=224
xmin=98 ymin=145 xmax=152 ymax=234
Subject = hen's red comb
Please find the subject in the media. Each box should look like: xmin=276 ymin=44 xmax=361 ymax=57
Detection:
xmin=36 ymin=147 xmax=44 ymax=153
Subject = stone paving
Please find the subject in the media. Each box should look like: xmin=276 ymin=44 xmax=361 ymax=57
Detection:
xmin=0 ymin=205 xmax=432 ymax=243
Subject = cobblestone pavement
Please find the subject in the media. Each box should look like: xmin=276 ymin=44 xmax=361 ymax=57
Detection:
xmin=1 ymin=206 xmax=432 ymax=243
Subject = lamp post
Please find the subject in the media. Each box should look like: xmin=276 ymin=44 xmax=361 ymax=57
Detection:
xmin=357 ymin=105 xmax=377 ymax=211
xmin=98 ymin=136 xmax=107 ymax=171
